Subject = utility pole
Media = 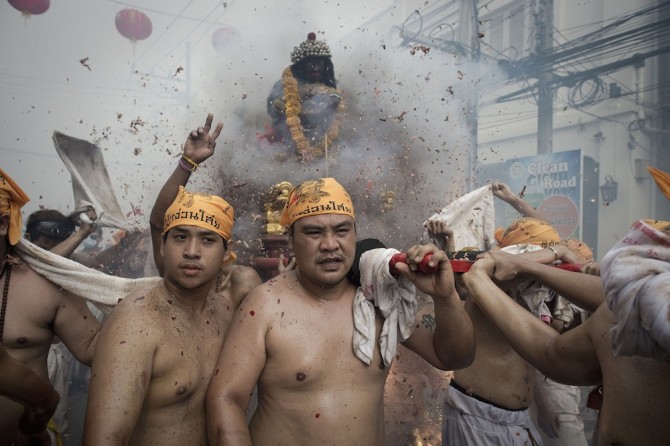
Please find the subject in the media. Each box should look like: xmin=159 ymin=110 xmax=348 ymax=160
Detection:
xmin=458 ymin=0 xmax=481 ymax=188
xmin=536 ymin=0 xmax=554 ymax=154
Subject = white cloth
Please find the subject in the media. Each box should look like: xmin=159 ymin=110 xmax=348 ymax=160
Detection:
xmin=352 ymin=248 xmax=417 ymax=367
xmin=52 ymin=131 xmax=128 ymax=229
xmin=501 ymin=244 xmax=555 ymax=322
xmin=423 ymin=185 xmax=495 ymax=251
xmin=47 ymin=342 xmax=71 ymax=433
xmin=600 ymin=219 xmax=670 ymax=360
xmin=532 ymin=377 xmax=588 ymax=446
xmin=444 ymin=385 xmax=543 ymax=446
xmin=15 ymin=238 xmax=160 ymax=315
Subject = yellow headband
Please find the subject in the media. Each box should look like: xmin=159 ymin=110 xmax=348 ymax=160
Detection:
xmin=164 ymin=187 xmax=236 ymax=263
xmin=495 ymin=217 xmax=559 ymax=248
xmin=562 ymin=238 xmax=594 ymax=262
xmin=280 ymin=177 xmax=354 ymax=226
xmin=0 ymin=168 xmax=30 ymax=245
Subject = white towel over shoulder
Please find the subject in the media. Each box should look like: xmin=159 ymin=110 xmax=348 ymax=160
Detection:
xmin=352 ymin=248 xmax=417 ymax=367
xmin=600 ymin=220 xmax=670 ymax=360
xmin=15 ymin=239 xmax=160 ymax=315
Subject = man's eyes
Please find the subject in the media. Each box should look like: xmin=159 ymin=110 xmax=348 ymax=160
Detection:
xmin=172 ymin=234 xmax=217 ymax=243
xmin=302 ymin=229 xmax=351 ymax=236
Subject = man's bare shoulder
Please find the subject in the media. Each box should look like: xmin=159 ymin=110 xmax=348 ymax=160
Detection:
xmin=229 ymin=264 xmax=262 ymax=283
xmin=233 ymin=272 xmax=294 ymax=314
xmin=12 ymin=258 xmax=74 ymax=303
xmin=229 ymin=265 xmax=262 ymax=291
xmin=583 ymin=303 xmax=614 ymax=345
xmin=219 ymin=264 xmax=262 ymax=308
xmin=107 ymin=283 xmax=167 ymax=328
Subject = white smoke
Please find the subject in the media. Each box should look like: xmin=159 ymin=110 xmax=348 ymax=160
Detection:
xmin=188 ymin=10 xmax=501 ymax=250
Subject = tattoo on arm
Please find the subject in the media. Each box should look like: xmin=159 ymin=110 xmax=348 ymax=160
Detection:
xmin=421 ymin=314 xmax=436 ymax=331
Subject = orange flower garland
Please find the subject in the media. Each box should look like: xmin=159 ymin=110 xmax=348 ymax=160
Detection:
xmin=281 ymin=67 xmax=344 ymax=160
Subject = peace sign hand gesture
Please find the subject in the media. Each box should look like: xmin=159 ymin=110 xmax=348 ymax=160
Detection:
xmin=183 ymin=113 xmax=223 ymax=165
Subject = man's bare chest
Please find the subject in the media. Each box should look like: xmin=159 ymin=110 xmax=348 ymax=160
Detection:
xmin=147 ymin=318 xmax=224 ymax=406
xmin=263 ymin=310 xmax=387 ymax=390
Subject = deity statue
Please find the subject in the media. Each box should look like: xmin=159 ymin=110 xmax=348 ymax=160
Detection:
xmin=264 ymin=32 xmax=345 ymax=163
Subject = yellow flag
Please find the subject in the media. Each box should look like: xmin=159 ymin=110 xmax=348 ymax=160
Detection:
xmin=648 ymin=166 xmax=670 ymax=200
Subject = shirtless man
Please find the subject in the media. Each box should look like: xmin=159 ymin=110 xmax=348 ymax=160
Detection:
xmin=206 ymin=177 xmax=475 ymax=445
xmin=0 ymin=344 xmax=60 ymax=446
xmin=148 ymin=113 xmax=261 ymax=305
xmin=462 ymin=246 xmax=670 ymax=445
xmin=83 ymin=115 xmax=261 ymax=446
xmin=429 ymin=217 xmax=584 ymax=445
xmin=0 ymin=169 xmax=101 ymax=445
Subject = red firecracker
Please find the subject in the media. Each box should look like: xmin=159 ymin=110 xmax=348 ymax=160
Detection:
xmin=8 ymin=0 xmax=49 ymax=16
xmin=115 ymin=8 xmax=152 ymax=42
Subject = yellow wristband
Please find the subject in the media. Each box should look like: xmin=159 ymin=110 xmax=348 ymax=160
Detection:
xmin=180 ymin=154 xmax=198 ymax=172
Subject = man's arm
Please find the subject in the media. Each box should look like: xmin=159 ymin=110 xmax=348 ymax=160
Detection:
xmin=485 ymin=248 xmax=605 ymax=312
xmin=52 ymin=289 xmax=102 ymax=366
xmin=206 ymin=289 xmax=269 ymax=446
xmin=396 ymin=244 xmax=475 ymax=371
xmin=150 ymin=113 xmax=222 ymax=275
xmin=76 ymin=230 xmax=146 ymax=273
xmin=462 ymin=254 xmax=602 ymax=385
xmin=83 ymin=298 xmax=156 ymax=446
xmin=0 ymin=345 xmax=60 ymax=445
xmin=492 ymin=181 xmax=544 ymax=219
xmin=50 ymin=220 xmax=97 ymax=259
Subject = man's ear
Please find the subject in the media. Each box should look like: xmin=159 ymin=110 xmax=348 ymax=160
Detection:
xmin=159 ymin=236 xmax=165 ymax=258
xmin=222 ymin=240 xmax=233 ymax=262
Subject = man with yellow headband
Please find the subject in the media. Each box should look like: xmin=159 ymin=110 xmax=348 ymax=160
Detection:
xmin=461 ymin=221 xmax=670 ymax=445
xmin=207 ymin=177 xmax=475 ymax=445
xmin=0 ymin=168 xmax=102 ymax=446
xmin=424 ymin=214 xmax=563 ymax=445
xmin=83 ymin=114 xmax=261 ymax=446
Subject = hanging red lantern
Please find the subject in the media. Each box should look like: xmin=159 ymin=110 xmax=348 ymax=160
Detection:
xmin=8 ymin=0 xmax=50 ymax=16
xmin=211 ymin=27 xmax=241 ymax=54
xmin=115 ymin=8 xmax=152 ymax=42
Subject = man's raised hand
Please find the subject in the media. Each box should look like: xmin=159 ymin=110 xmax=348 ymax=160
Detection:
xmin=183 ymin=113 xmax=223 ymax=165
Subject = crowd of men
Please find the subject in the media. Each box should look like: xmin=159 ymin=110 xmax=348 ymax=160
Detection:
xmin=1 ymin=32 xmax=669 ymax=446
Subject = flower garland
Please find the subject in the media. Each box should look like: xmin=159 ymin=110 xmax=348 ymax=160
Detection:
xmin=281 ymin=67 xmax=345 ymax=160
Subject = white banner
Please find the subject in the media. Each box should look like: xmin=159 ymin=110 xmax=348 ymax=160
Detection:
xmin=52 ymin=131 xmax=128 ymax=229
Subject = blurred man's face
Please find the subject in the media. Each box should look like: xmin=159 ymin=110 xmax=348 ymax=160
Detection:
xmin=26 ymin=220 xmax=73 ymax=250
xmin=30 ymin=233 xmax=60 ymax=250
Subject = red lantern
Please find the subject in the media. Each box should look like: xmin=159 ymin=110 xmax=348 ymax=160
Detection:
xmin=211 ymin=27 xmax=241 ymax=54
xmin=115 ymin=8 xmax=152 ymax=42
xmin=8 ymin=0 xmax=49 ymax=16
